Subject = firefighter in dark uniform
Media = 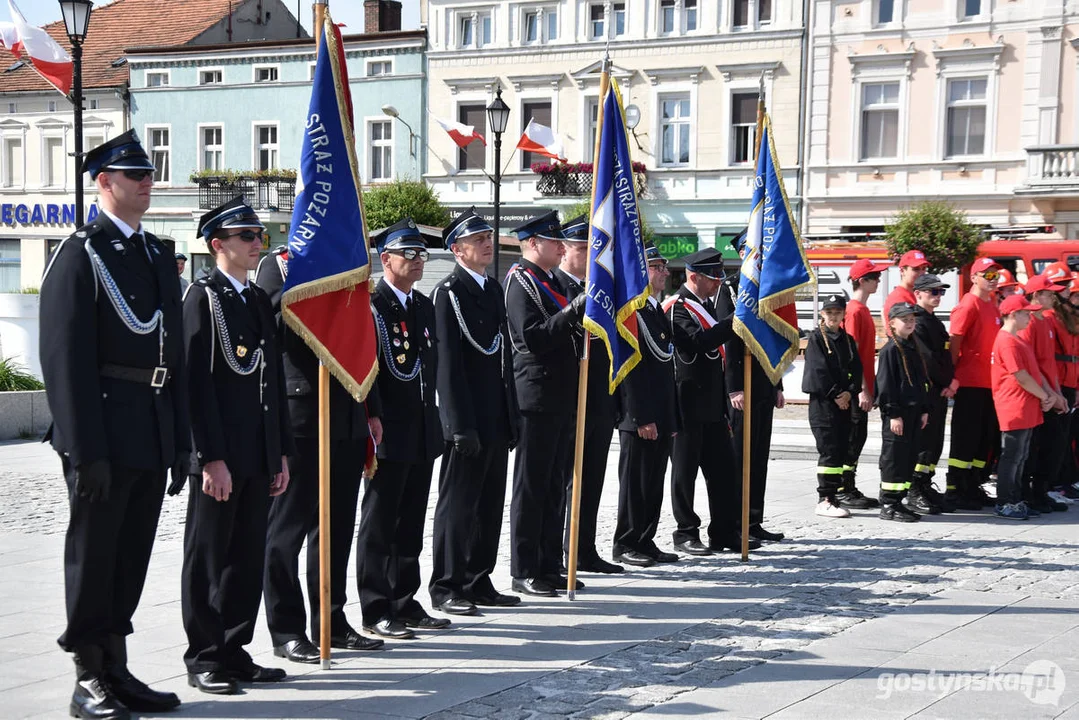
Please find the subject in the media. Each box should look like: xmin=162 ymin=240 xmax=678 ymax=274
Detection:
xmin=505 ymin=210 xmax=588 ymax=597
xmin=257 ymin=248 xmax=385 ymax=663
xmin=669 ymin=248 xmax=760 ymax=555
xmin=429 ymin=209 xmax=521 ymax=616
xmin=180 ymin=198 xmax=292 ymax=694
xmin=40 ymin=131 xmax=188 ymax=720
xmin=720 ymin=233 xmax=786 ymax=542
xmin=356 ymin=219 xmax=448 ymax=640
xmin=911 ymin=274 xmax=956 ymax=514
xmin=553 ymin=214 xmax=623 ymax=575
xmin=612 ymin=246 xmax=679 ymax=567
xmin=802 ymin=295 xmax=862 ymax=517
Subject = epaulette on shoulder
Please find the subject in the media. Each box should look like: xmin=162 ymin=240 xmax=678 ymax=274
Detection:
xmin=194 ymin=277 xmax=211 ymax=287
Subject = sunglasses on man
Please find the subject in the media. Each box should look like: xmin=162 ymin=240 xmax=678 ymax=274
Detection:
xmin=922 ymin=288 xmax=946 ymax=296
xmin=389 ymin=248 xmax=430 ymax=261
xmin=118 ymin=169 xmax=154 ymax=182
xmin=979 ymin=270 xmax=1000 ymax=282
xmin=222 ymin=230 xmax=264 ymax=243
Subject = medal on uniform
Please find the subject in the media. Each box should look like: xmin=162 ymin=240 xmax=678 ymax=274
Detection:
xmin=401 ymin=320 xmax=409 ymax=339
xmin=393 ymin=338 xmax=401 ymax=347
xmin=393 ymin=324 xmax=400 ymax=334
xmin=396 ymin=354 xmax=406 ymax=364
xmin=237 ymin=345 xmax=248 ymax=358
xmin=403 ymin=341 xmax=410 ymax=350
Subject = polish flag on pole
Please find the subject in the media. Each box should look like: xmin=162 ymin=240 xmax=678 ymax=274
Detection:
xmin=516 ymin=119 xmax=566 ymax=161
xmin=0 ymin=22 xmax=22 ymax=60
xmin=8 ymin=0 xmax=73 ymax=96
xmin=433 ymin=114 xmax=486 ymax=148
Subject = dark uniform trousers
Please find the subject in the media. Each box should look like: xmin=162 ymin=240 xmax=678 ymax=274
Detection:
xmin=613 ymin=432 xmax=671 ymax=555
xmin=845 ymin=403 xmax=870 ymax=489
xmin=181 ymin=473 xmax=269 ymax=672
xmin=1051 ymin=386 xmax=1078 ymax=489
xmin=915 ymin=395 xmax=949 ymax=482
xmin=880 ymin=409 xmax=922 ymax=505
xmin=512 ymin=412 xmax=575 ymax=578
xmin=810 ymin=400 xmax=851 ymax=499
xmin=671 ymin=423 xmax=738 ymax=545
xmin=729 ymin=399 xmax=775 ymax=526
xmin=1029 ymin=410 xmax=1064 ymax=500
xmin=264 ymin=437 xmax=365 ymax=644
xmin=945 ymin=386 xmax=998 ymax=495
xmin=562 ymin=412 xmax=616 ymax=561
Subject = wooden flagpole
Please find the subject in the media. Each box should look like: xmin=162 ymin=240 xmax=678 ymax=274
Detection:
xmin=567 ymin=55 xmax=611 ymax=601
xmin=313 ymin=0 xmax=332 ymax=669
xmin=742 ymin=74 xmax=766 ymax=563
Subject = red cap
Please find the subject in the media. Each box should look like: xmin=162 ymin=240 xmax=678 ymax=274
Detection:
xmin=996 ymin=268 xmax=1016 ymax=287
xmin=849 ymin=258 xmax=891 ymax=280
xmin=1024 ymin=275 xmax=1065 ymax=294
xmin=1044 ymin=261 xmax=1071 ymax=282
xmin=971 ymin=257 xmax=1002 ymax=274
xmin=999 ymin=294 xmax=1039 ymax=315
xmin=899 ymin=250 xmax=930 ymax=268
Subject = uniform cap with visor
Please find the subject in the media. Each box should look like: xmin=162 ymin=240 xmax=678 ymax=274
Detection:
xmin=83 ymin=130 xmax=156 ymax=180
xmin=197 ymin=197 xmax=266 ymax=247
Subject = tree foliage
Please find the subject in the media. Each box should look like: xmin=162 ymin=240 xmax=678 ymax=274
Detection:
xmin=884 ymin=201 xmax=982 ymax=272
xmin=363 ymin=181 xmax=451 ymax=231
xmin=561 ymin=200 xmax=655 ymax=246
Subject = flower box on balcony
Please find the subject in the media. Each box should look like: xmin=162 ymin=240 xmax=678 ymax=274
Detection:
xmin=531 ymin=161 xmax=648 ymax=198
xmin=191 ymin=169 xmax=298 ymax=213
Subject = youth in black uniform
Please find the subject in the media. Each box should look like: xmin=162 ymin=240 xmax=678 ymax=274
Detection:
xmin=257 ymin=248 xmax=385 ymax=663
xmin=40 ymin=131 xmax=187 ymax=719
xmin=180 ymin=199 xmax=292 ymax=694
xmin=429 ymin=209 xmax=521 ymax=616
xmin=612 ymin=246 xmax=679 ymax=567
xmin=876 ymin=302 xmax=931 ymax=522
xmin=801 ymin=295 xmax=862 ymax=517
xmin=505 ymin=211 xmax=587 ymax=597
xmin=911 ymin=274 xmax=956 ymax=514
xmin=553 ymin=215 xmax=623 ymax=575
xmin=356 ymin=219 xmax=448 ymax=640
xmin=669 ymin=249 xmax=759 ymax=554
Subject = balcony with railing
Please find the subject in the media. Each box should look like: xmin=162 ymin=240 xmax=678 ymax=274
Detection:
xmin=532 ymin=162 xmax=648 ymax=198
xmin=1025 ymin=146 xmax=1079 ymax=191
xmin=192 ymin=171 xmax=297 ymax=213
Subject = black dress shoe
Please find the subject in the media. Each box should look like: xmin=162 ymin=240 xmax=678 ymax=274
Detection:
xmin=748 ymin=525 xmax=786 ymax=542
xmin=542 ymin=574 xmax=585 ymax=590
xmin=187 ymin=671 xmax=238 ymax=695
xmin=401 ymin=614 xmax=452 ymax=629
xmin=709 ymin=535 xmax=762 ymax=552
xmin=105 ymin=669 xmax=180 ymax=712
xmin=577 ymin=557 xmax=625 ymax=574
xmin=674 ymin=539 xmax=712 ymax=556
xmin=437 ymin=597 xmax=478 ymax=616
xmin=330 ymin=628 xmax=386 ymax=651
xmin=71 ymin=676 xmax=130 ymax=719
xmin=613 ymin=549 xmax=656 ymax=567
xmin=648 ymin=550 xmax=680 ymax=563
xmin=364 ymin=619 xmax=415 ymax=639
xmin=273 ymin=638 xmax=321 ymax=664
xmin=511 ymin=577 xmax=558 ymax=597
xmin=227 ymin=662 xmax=287 ymax=683
xmin=471 ymin=592 xmax=521 ymax=607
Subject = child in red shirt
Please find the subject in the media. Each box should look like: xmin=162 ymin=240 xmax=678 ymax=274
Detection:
xmin=992 ymin=295 xmax=1054 ymax=520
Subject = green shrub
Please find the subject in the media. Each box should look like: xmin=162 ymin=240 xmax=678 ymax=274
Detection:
xmin=362 ymin=180 xmax=450 ymax=231
xmin=885 ymin=201 xmax=981 ymax=273
xmin=0 ymin=357 xmax=44 ymax=392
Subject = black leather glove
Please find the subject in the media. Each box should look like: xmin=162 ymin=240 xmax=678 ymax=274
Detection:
xmin=74 ymin=460 xmax=111 ymax=503
xmin=452 ymin=430 xmax=482 ymax=457
xmin=561 ymin=291 xmax=587 ymax=322
xmin=167 ymin=452 xmax=191 ymax=496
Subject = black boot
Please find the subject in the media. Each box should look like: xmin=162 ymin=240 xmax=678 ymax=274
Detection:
xmin=71 ymin=645 xmax=130 ymax=720
xmin=836 ymin=471 xmax=879 ymax=509
xmin=102 ymin=635 xmax=180 ymax=713
xmin=905 ymin=475 xmax=942 ymax=515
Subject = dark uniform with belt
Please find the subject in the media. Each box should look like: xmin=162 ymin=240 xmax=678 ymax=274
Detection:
xmin=356 ymin=220 xmax=447 ymax=639
xmin=911 ymin=274 xmax=955 ymax=514
xmin=257 ymin=247 xmax=384 ymax=662
xmin=429 ymin=209 xmax=520 ymax=616
xmin=505 ymin=211 xmax=587 ymax=597
xmin=552 ymin=215 xmax=622 ymax=574
xmin=40 ymin=131 xmax=187 ymax=718
xmin=668 ymin=249 xmax=755 ymax=553
xmin=612 ymin=246 xmax=679 ymax=566
xmin=180 ymin=199 xmax=293 ymax=693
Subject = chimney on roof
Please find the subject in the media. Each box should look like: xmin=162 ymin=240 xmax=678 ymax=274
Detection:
xmin=364 ymin=0 xmax=402 ymax=33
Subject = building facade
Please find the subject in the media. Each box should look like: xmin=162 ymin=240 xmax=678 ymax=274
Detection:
xmin=803 ymin=0 xmax=1079 ymax=238
xmin=421 ymin=0 xmax=808 ymax=261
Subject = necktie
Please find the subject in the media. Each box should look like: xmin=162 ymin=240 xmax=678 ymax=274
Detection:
xmin=241 ymin=287 xmax=261 ymax=329
xmin=132 ymin=233 xmax=152 ymax=266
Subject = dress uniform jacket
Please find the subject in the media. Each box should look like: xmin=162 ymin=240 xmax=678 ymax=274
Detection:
xmin=912 ymin=305 xmax=955 ymax=393
xmin=553 ymin=267 xmax=614 ymax=421
xmin=669 ymin=286 xmax=735 ymax=422
xmin=619 ymin=300 xmax=678 ymax=435
xmin=802 ymin=326 xmax=862 ymax=427
xmin=40 ymin=212 xmax=189 ymax=470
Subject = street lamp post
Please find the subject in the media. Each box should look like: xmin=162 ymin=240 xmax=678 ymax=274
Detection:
xmin=486 ymin=86 xmax=509 ymax=281
xmin=59 ymin=0 xmax=93 ymax=228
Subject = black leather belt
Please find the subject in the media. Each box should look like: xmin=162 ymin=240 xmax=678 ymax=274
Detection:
xmin=1056 ymin=354 xmax=1079 ymax=363
xmin=100 ymin=363 xmax=171 ymax=388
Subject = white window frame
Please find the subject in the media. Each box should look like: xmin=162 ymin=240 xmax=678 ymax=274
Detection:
xmin=453 ymin=97 xmax=490 ymax=174
xmin=684 ymin=0 xmax=698 ymax=33
xmin=587 ymin=3 xmax=605 ymax=39
xmin=857 ymin=81 xmax=902 ymax=161
xmin=518 ymin=95 xmax=557 ymax=171
xmin=659 ymin=0 xmax=677 ymax=35
xmin=252 ymin=122 xmax=280 ymax=171
xmin=611 ymin=2 xmax=627 ymax=37
xmin=847 ymin=52 xmax=913 ymax=164
xmin=366 ymin=59 xmax=394 ymax=77
xmin=39 ymin=129 xmax=67 ymax=189
xmin=0 ymin=125 xmax=27 ymax=190
xmin=6 ymin=102 xmax=15 ymax=113
xmin=366 ymin=117 xmax=394 ymax=183
xmin=455 ymin=9 xmax=493 ymax=49
xmin=656 ymin=90 xmax=693 ymax=168
xmin=144 ymin=123 xmax=171 ymax=185
xmin=252 ymin=64 xmax=280 ymax=83
xmin=198 ymin=67 xmax=224 ymax=85
xmin=873 ymin=0 xmax=901 ymax=27
xmin=932 ymin=46 xmax=1000 ymax=161
xmin=729 ymin=0 xmax=772 ymax=31
xmin=144 ymin=70 xmax=170 ymax=88
xmin=581 ymin=94 xmax=600 ymax=162
xmin=728 ymin=90 xmax=759 ymax=165
xmin=47 ymin=100 xmax=57 ymax=113
xmin=958 ymin=0 xmax=987 ymax=22
xmin=197 ymin=123 xmax=225 ymax=172
xmin=942 ymin=76 xmax=988 ymax=159
xmin=308 ymin=61 xmax=317 ymax=81
xmin=88 ymin=98 xmax=99 ymax=110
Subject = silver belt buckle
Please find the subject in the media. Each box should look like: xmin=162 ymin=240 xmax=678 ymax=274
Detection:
xmin=150 ymin=367 xmax=168 ymax=388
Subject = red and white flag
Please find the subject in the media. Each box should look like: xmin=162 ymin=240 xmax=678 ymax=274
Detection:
xmin=433 ymin=114 xmax=486 ymax=149
xmin=516 ymin=119 xmax=566 ymax=161
xmin=8 ymin=0 xmax=72 ymax=95
xmin=0 ymin=21 xmax=22 ymax=60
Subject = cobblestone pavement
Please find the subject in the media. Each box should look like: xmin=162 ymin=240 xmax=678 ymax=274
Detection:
xmin=2 ymin=432 xmax=1077 ymax=719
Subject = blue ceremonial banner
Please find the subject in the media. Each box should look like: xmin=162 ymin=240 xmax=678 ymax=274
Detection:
xmin=281 ymin=16 xmax=378 ymax=403
xmin=583 ymin=79 xmax=650 ymax=393
xmin=733 ymin=112 xmax=815 ymax=385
